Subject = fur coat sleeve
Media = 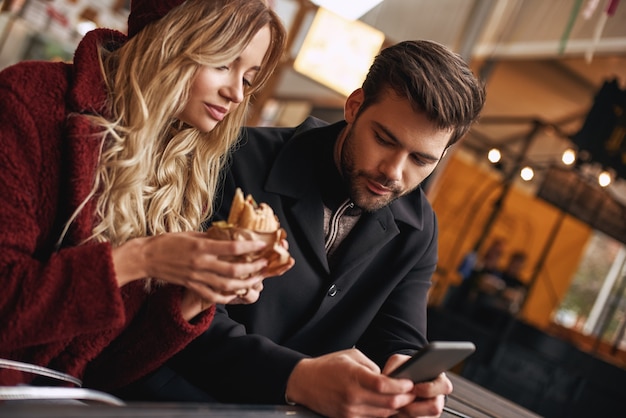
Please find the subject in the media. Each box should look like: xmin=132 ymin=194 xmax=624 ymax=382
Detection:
xmin=0 ymin=29 xmax=214 ymax=388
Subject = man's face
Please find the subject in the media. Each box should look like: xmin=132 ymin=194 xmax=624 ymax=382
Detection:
xmin=337 ymin=89 xmax=452 ymax=212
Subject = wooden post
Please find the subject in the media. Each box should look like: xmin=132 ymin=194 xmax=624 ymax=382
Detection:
xmin=247 ymin=0 xmax=316 ymax=126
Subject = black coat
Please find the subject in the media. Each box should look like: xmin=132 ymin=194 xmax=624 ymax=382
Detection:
xmin=133 ymin=117 xmax=439 ymax=404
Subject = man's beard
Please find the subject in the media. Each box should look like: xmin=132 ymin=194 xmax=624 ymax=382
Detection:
xmin=340 ymin=126 xmax=405 ymax=212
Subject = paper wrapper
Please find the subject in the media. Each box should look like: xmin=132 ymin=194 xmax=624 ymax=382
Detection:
xmin=206 ymin=222 xmax=291 ymax=277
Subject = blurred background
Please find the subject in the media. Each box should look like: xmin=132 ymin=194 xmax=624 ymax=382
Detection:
xmin=1 ymin=1 xmax=625 ymax=416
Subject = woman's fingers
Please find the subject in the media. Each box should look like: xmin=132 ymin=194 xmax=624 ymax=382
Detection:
xmin=141 ymin=232 xmax=285 ymax=307
xmin=228 ymin=280 xmax=264 ymax=305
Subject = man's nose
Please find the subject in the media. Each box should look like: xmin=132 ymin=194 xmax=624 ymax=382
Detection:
xmin=378 ymin=152 xmax=405 ymax=182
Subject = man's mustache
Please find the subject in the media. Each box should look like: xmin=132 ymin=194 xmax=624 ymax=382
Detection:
xmin=360 ymin=172 xmax=402 ymax=194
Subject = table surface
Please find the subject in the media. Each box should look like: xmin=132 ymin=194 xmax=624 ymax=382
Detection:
xmin=444 ymin=373 xmax=541 ymax=418
xmin=0 ymin=373 xmax=541 ymax=418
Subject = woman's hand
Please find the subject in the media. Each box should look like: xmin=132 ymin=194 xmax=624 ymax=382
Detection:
xmin=180 ymin=269 xmax=268 ymax=319
xmin=111 ymin=232 xmax=273 ymax=317
xmin=207 ymin=238 xmax=295 ymax=307
xmin=227 ymin=236 xmax=294 ymax=304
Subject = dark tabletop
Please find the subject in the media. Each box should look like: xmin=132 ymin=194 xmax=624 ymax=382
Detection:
xmin=0 ymin=373 xmax=541 ymax=418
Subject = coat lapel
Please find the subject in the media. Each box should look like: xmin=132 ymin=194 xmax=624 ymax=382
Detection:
xmin=289 ymin=192 xmax=329 ymax=272
xmin=264 ymin=119 xmax=339 ymax=273
xmin=331 ymin=192 xmax=424 ymax=282
xmin=55 ymin=29 xmax=125 ymax=247
xmin=331 ymin=207 xmax=399 ymax=280
xmin=60 ymin=115 xmax=101 ymax=245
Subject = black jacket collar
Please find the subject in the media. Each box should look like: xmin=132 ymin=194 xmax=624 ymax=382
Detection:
xmin=265 ymin=117 xmax=426 ymax=231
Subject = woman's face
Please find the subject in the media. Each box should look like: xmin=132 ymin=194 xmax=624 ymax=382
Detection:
xmin=177 ymin=25 xmax=272 ymax=132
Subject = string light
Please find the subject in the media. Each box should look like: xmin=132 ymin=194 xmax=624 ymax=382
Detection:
xmin=520 ymin=166 xmax=534 ymax=181
xmin=598 ymin=170 xmax=612 ymax=187
xmin=487 ymin=148 xmax=501 ymax=164
xmin=562 ymin=148 xmax=576 ymax=165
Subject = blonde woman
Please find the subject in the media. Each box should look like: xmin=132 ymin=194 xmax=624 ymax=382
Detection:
xmin=0 ymin=0 xmax=288 ymax=391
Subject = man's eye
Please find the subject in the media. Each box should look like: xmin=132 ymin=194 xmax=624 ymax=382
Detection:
xmin=410 ymin=155 xmax=429 ymax=167
xmin=374 ymin=133 xmax=391 ymax=145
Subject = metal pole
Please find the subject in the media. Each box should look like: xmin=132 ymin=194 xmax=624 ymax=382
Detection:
xmin=472 ymin=120 xmax=542 ymax=253
xmin=519 ymin=209 xmax=565 ymax=312
xmin=456 ymin=0 xmax=498 ymax=62
xmin=593 ymin=270 xmax=626 ymax=353
xmin=611 ymin=272 xmax=626 ymax=354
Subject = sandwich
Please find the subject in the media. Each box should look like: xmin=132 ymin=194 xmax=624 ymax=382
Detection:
xmin=206 ymin=188 xmax=291 ymax=276
xmin=225 ymin=188 xmax=280 ymax=233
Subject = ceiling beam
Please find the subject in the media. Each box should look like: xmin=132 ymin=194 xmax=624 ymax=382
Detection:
xmin=473 ymin=38 xmax=626 ymax=59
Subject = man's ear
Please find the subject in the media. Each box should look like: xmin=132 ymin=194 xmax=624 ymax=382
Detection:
xmin=344 ymin=88 xmax=364 ymax=123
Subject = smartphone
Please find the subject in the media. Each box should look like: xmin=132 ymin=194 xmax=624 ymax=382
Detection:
xmin=389 ymin=341 xmax=476 ymax=383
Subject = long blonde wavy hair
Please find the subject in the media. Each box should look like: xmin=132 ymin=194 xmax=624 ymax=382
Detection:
xmin=74 ymin=0 xmax=285 ymax=248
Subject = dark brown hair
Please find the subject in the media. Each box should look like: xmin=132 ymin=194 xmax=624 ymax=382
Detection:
xmin=360 ymin=40 xmax=486 ymax=147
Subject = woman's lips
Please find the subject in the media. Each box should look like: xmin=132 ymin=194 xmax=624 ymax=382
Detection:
xmin=205 ymin=103 xmax=227 ymax=121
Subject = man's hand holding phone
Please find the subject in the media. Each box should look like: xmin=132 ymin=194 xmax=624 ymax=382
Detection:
xmin=389 ymin=341 xmax=476 ymax=383
xmin=383 ymin=341 xmax=476 ymax=417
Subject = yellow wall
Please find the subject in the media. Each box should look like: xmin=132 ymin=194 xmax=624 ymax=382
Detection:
xmin=428 ymin=154 xmax=592 ymax=328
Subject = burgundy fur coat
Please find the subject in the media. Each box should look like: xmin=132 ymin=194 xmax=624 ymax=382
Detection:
xmin=0 ymin=29 xmax=214 ymax=390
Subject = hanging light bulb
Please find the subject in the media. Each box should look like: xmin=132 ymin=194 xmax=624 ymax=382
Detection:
xmin=488 ymin=148 xmax=501 ymax=164
xmin=598 ymin=170 xmax=612 ymax=187
xmin=520 ymin=166 xmax=534 ymax=181
xmin=562 ymin=148 xmax=576 ymax=166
